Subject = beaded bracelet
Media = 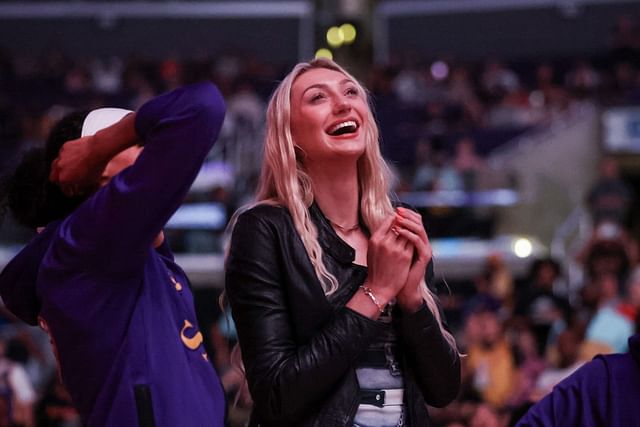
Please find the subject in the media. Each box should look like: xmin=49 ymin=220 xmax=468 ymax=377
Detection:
xmin=360 ymin=285 xmax=385 ymax=314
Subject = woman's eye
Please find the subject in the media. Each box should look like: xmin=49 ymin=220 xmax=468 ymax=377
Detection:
xmin=346 ymin=87 xmax=359 ymax=96
xmin=310 ymin=93 xmax=325 ymax=102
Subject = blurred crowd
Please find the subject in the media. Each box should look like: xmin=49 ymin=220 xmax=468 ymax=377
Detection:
xmin=1 ymin=14 xmax=640 ymax=196
xmin=423 ymin=148 xmax=638 ymax=426
xmin=0 ymin=13 xmax=640 ymax=427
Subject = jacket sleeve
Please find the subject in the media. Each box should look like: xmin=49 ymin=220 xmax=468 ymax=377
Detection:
xmin=51 ymin=82 xmax=225 ymax=276
xmin=399 ymin=267 xmax=461 ymax=408
xmin=391 ymin=202 xmax=460 ymax=406
xmin=225 ymin=210 xmax=384 ymax=424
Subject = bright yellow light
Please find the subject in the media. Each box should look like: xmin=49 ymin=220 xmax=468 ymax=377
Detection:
xmin=340 ymin=23 xmax=357 ymax=44
xmin=326 ymin=26 xmax=344 ymax=48
xmin=513 ymin=238 xmax=533 ymax=258
xmin=315 ymin=48 xmax=333 ymax=60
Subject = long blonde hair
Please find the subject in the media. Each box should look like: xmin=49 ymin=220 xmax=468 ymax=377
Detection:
xmin=235 ymin=58 xmax=457 ymax=351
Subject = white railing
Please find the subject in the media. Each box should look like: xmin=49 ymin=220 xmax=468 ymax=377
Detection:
xmin=550 ymin=204 xmax=592 ymax=300
xmin=486 ymin=103 xmax=600 ymax=295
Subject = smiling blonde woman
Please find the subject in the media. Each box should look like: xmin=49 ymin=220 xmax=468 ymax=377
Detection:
xmin=225 ymin=58 xmax=461 ymax=427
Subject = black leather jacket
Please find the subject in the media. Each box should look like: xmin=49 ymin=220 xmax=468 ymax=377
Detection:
xmin=225 ymin=203 xmax=461 ymax=427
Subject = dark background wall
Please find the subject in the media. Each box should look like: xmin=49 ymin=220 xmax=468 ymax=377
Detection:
xmin=0 ymin=17 xmax=303 ymax=62
xmin=380 ymin=2 xmax=640 ymax=62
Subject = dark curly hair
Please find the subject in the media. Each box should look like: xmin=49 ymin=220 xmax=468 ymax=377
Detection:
xmin=0 ymin=110 xmax=90 ymax=229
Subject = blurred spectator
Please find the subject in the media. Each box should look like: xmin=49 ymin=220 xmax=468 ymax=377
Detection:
xmin=620 ymin=266 xmax=640 ymax=331
xmin=435 ymin=159 xmax=464 ymax=192
xmin=463 ymin=254 xmax=514 ymax=320
xmin=468 ymin=403 xmax=508 ymax=427
xmin=410 ymin=139 xmax=438 ymax=191
xmin=368 ymin=64 xmax=397 ymax=105
xmin=577 ymin=221 xmax=637 ymax=283
xmin=35 ymin=377 xmax=79 ymax=427
xmin=532 ymin=62 xmax=569 ymax=118
xmin=392 ymin=66 xmax=427 ymax=107
xmin=430 ymin=304 xmax=515 ymax=426
xmin=481 ymin=60 xmax=520 ymax=103
xmin=565 ymin=59 xmax=600 ymax=99
xmin=586 ymin=157 xmax=632 ymax=227
xmin=531 ymin=328 xmax=584 ymax=401
xmin=208 ymin=309 xmax=251 ymax=427
xmin=212 ymin=54 xmax=241 ymax=87
xmin=485 ymin=255 xmax=515 ymax=315
xmin=446 ymin=64 xmax=485 ymax=127
xmin=515 ymin=258 xmax=570 ymax=356
xmin=452 ymin=136 xmax=485 ymax=192
xmin=507 ymin=326 xmax=547 ymax=408
xmin=62 ymin=64 xmax=93 ymax=108
xmin=464 ymin=306 xmax=516 ymax=408
xmin=0 ymin=339 xmax=35 ymax=427
xmin=226 ymin=79 xmax=265 ymax=130
xmin=159 ymin=57 xmax=184 ymax=91
xmin=613 ymin=61 xmax=637 ymax=93
xmin=609 ymin=15 xmax=640 ymax=67
xmin=2 ymin=330 xmax=55 ymax=396
xmin=584 ymin=272 xmax=634 ymax=353
xmin=90 ymin=57 xmax=123 ymax=95
xmin=487 ymin=85 xmax=542 ymax=128
xmin=121 ymin=64 xmax=155 ymax=110
xmin=462 ymin=272 xmax=502 ymax=326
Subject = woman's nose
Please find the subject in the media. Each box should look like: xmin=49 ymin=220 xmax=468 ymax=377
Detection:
xmin=333 ymin=97 xmax=351 ymax=114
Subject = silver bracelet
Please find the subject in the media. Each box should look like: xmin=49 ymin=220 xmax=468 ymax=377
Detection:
xmin=360 ymin=285 xmax=385 ymax=314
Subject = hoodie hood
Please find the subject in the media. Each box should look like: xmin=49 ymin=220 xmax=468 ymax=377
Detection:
xmin=0 ymin=222 xmax=59 ymax=326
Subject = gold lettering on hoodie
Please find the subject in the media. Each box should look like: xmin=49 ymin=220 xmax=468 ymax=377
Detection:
xmin=180 ymin=319 xmax=203 ymax=350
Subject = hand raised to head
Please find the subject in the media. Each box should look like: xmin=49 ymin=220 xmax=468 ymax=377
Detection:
xmin=49 ymin=135 xmax=106 ymax=197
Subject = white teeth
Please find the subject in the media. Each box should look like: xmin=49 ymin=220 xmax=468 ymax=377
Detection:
xmin=328 ymin=121 xmax=357 ymax=135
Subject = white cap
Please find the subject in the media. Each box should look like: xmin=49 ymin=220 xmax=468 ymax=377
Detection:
xmin=81 ymin=107 xmax=133 ymax=137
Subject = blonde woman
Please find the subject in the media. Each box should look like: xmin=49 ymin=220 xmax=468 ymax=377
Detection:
xmin=225 ymin=59 xmax=460 ymax=427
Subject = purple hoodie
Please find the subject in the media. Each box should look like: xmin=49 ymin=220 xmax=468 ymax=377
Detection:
xmin=516 ymin=333 xmax=640 ymax=427
xmin=0 ymin=82 xmax=226 ymax=427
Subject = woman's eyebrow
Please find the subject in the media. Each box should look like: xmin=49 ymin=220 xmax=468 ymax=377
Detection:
xmin=301 ymin=78 xmax=356 ymax=97
xmin=301 ymin=83 xmax=328 ymax=96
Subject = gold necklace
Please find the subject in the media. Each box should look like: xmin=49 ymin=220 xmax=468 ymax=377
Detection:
xmin=327 ymin=218 xmax=360 ymax=233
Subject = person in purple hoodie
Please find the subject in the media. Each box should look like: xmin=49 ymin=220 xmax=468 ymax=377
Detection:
xmin=0 ymin=82 xmax=227 ymax=427
xmin=516 ymin=333 xmax=640 ymax=427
